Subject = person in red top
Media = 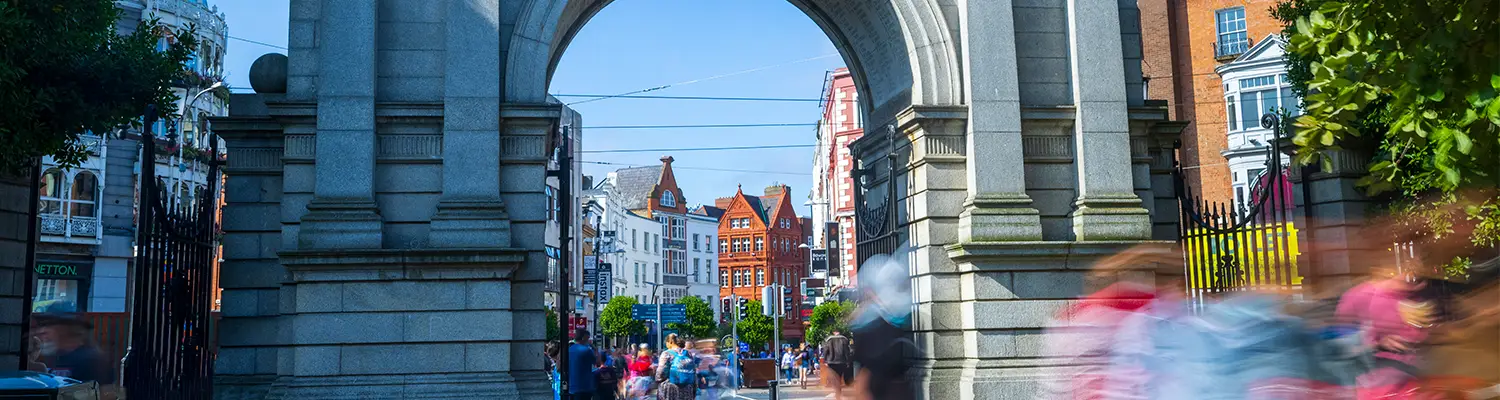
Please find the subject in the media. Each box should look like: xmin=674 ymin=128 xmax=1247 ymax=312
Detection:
xmin=1037 ymin=245 xmax=1173 ymax=400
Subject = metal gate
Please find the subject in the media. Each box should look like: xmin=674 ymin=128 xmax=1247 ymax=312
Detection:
xmin=1175 ymin=113 xmax=1301 ymax=300
xmin=123 ymin=108 xmax=220 ymax=399
xmin=853 ymin=126 xmax=902 ymax=269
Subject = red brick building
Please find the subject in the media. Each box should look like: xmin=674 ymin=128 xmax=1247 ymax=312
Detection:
xmin=1142 ymin=0 xmax=1289 ymax=204
xmin=716 ymin=184 xmax=807 ymax=340
xmin=810 ymin=68 xmax=861 ymax=289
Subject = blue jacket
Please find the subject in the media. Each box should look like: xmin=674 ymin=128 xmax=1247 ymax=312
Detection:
xmin=567 ymin=344 xmax=598 ymax=394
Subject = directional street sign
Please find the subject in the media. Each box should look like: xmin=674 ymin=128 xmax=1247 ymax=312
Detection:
xmin=631 ymin=304 xmax=687 ymax=324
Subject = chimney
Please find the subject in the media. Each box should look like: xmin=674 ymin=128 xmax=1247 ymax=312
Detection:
xmin=715 ymin=197 xmax=733 ymax=209
xmin=764 ymin=184 xmax=788 ymax=197
xmin=660 ymin=156 xmax=674 ymax=164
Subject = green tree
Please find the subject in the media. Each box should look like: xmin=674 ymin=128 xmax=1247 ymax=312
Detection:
xmin=545 ymin=308 xmax=560 ymax=342
xmin=1280 ymin=0 xmax=1500 ymax=249
xmin=735 ymin=300 xmax=777 ymax=351
xmin=0 ymin=0 xmax=199 ymax=174
xmin=806 ymin=301 xmax=853 ymax=345
xmin=599 ymin=296 xmax=645 ymax=341
xmin=666 ymin=296 xmax=716 ymax=338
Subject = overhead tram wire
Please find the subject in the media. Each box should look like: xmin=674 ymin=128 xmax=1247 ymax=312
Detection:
xmin=229 ymin=35 xmax=288 ymax=50
xmin=582 ymin=144 xmax=814 ymax=154
xmin=564 ymin=53 xmax=841 ymax=106
xmin=552 ymin=94 xmax=825 ymax=103
xmin=580 ymin=161 xmax=808 ymax=176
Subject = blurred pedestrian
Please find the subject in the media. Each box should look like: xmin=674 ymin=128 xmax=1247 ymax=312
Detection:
xmin=33 ymin=315 xmax=113 ymax=385
xmin=655 ymin=333 xmax=698 ymax=400
xmin=568 ymin=329 xmax=599 ymax=400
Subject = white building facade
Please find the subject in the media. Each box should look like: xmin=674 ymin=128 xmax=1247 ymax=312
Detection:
xmin=1216 ymin=35 xmax=1298 ymax=209
xmin=684 ymin=209 xmax=721 ymax=321
xmin=32 ymin=0 xmax=227 ymax=314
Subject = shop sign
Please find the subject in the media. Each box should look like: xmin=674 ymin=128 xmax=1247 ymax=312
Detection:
xmin=35 ymin=263 xmax=84 ymax=277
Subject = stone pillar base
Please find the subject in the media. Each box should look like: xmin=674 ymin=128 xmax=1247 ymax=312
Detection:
xmin=931 ymin=241 xmax=1174 ymax=400
xmin=299 ymin=199 xmax=382 ymax=249
xmin=959 ymin=193 xmax=1043 ymax=242
xmin=262 ymin=373 xmax=524 ymax=399
xmin=1070 ymin=194 xmax=1151 ymax=241
xmin=428 ymin=200 xmax=512 ymax=247
xmin=213 ymin=375 xmax=278 ymax=400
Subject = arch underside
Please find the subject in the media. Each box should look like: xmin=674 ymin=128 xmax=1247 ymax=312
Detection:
xmin=505 ymin=0 xmax=963 ymax=126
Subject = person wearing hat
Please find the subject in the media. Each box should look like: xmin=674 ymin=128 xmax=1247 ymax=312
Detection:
xmin=34 ymin=314 xmax=115 ymax=396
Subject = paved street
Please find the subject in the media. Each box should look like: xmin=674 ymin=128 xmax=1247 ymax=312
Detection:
xmin=730 ymin=386 xmax=836 ymax=400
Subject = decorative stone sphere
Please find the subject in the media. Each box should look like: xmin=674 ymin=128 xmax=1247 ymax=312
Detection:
xmin=249 ymin=53 xmax=289 ymax=94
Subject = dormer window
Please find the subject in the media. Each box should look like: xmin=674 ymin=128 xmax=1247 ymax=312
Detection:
xmin=660 ymin=190 xmax=676 ymax=207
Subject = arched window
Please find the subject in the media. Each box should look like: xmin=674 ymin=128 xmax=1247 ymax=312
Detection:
xmin=69 ymin=172 xmax=97 ymax=217
xmin=39 ymin=169 xmax=64 ymax=214
xmin=660 ymin=190 xmax=676 ymax=207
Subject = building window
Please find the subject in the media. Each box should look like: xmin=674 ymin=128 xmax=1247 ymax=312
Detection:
xmin=720 ymin=238 xmax=728 ymax=252
xmin=756 ymin=269 xmax=765 ymax=286
xmin=721 ymin=270 xmax=729 ymax=287
xmin=632 ymin=229 xmax=638 ymax=249
xmin=660 ymin=190 xmax=676 ymax=207
xmin=692 ymin=234 xmax=700 ymax=251
xmin=39 ymin=169 xmax=63 ymax=215
xmin=707 ymin=235 xmax=715 ymax=252
xmin=71 ymin=172 xmax=97 ymax=217
xmin=1226 ymin=75 xmax=1300 ymax=132
xmin=693 ymin=258 xmax=701 ymax=282
xmin=755 ymin=237 xmax=764 ymax=251
xmin=1215 ymin=7 xmax=1248 ymax=57
xmin=545 ymin=186 xmax=557 ymax=221
xmin=671 ymin=217 xmax=685 ymax=239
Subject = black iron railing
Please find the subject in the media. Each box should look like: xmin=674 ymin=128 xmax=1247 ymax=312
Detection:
xmin=1176 ymin=113 xmax=1300 ymax=303
xmin=123 ymin=105 xmax=220 ymax=399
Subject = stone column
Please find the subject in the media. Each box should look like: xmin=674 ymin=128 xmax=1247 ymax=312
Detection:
xmin=1066 ymin=0 xmax=1151 ymax=240
xmin=429 ymin=0 xmax=511 ymax=248
xmin=958 ymin=0 xmax=1043 ymax=242
xmin=298 ymin=0 xmax=382 ymax=249
xmin=1290 ymin=148 xmax=1380 ymax=293
xmin=892 ymin=106 xmax=973 ymax=400
xmin=214 ymin=110 xmax=287 ymax=400
xmin=497 ymin=103 xmax=560 ymax=396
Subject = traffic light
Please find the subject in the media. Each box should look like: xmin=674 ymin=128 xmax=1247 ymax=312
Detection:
xmin=761 ymin=286 xmax=775 ymax=316
xmin=781 ymin=286 xmax=793 ymax=316
xmin=737 ymin=297 xmax=748 ymax=320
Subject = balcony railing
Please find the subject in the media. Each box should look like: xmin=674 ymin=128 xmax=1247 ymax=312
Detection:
xmin=1214 ymin=38 xmax=1253 ymax=60
xmin=40 ymin=214 xmax=100 ymax=239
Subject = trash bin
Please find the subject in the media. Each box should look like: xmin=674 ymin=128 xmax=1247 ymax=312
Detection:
xmin=0 ymin=371 xmax=99 ymax=400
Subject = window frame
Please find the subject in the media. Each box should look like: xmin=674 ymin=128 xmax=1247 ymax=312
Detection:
xmin=660 ymin=190 xmax=676 ymax=207
xmin=1215 ymin=7 xmax=1249 ymax=56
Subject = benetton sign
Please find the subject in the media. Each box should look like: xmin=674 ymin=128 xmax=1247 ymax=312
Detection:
xmin=35 ymin=263 xmax=82 ymax=277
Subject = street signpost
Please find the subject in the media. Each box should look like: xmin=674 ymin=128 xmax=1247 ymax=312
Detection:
xmin=631 ymin=304 xmax=686 ymax=324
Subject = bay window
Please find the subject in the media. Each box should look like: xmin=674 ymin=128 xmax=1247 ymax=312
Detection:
xmin=1226 ymin=74 xmax=1300 ymax=133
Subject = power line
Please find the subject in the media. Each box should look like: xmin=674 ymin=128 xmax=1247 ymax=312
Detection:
xmin=565 ymin=53 xmax=841 ymax=106
xmin=582 ymin=144 xmax=814 ymax=154
xmin=229 ymin=35 xmax=287 ymax=50
xmin=584 ymin=123 xmax=816 ymax=130
xmin=581 ymin=161 xmax=808 ymax=176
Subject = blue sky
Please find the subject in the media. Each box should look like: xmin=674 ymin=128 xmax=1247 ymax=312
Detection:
xmin=218 ymin=0 xmax=841 ymax=213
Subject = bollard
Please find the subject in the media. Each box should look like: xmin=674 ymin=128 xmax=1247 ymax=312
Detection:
xmin=768 ymin=379 xmax=779 ymax=400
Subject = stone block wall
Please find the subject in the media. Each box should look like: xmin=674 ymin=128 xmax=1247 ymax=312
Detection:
xmin=0 ymin=172 xmax=33 ymax=371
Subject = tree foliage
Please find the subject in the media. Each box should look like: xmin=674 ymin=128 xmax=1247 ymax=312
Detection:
xmin=1280 ymin=0 xmax=1500 ymax=247
xmin=0 ymin=0 xmax=199 ymax=175
xmin=600 ymin=296 xmax=645 ymax=340
xmin=666 ymin=296 xmax=716 ymax=339
xmin=806 ymin=301 xmax=853 ymax=345
xmin=735 ymin=300 xmax=776 ymax=351
xmin=545 ymin=308 xmax=560 ymax=342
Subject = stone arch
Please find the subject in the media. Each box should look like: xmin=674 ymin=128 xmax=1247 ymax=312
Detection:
xmin=504 ymin=0 xmax=963 ymax=125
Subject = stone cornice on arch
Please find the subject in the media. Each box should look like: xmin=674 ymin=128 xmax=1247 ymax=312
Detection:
xmin=503 ymin=0 xmax=963 ymax=124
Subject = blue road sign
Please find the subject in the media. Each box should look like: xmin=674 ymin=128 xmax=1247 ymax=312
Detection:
xmin=738 ymin=342 xmax=749 ymax=352
xmin=631 ymin=304 xmax=687 ymax=323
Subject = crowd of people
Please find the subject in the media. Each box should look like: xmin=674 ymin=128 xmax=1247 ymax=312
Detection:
xmin=545 ymin=328 xmax=860 ymax=400
xmin=1040 ymin=226 xmax=1500 ymax=399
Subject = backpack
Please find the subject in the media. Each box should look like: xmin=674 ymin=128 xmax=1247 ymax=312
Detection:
xmin=667 ymin=349 xmax=699 ymax=386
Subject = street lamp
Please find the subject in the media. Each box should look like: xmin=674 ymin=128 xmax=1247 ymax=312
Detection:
xmin=171 ymin=82 xmax=224 ymax=207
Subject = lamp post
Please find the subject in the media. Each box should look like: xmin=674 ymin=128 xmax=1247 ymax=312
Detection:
xmin=644 ymin=281 xmax=663 ymax=351
xmin=172 ymin=82 xmax=223 ymax=207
